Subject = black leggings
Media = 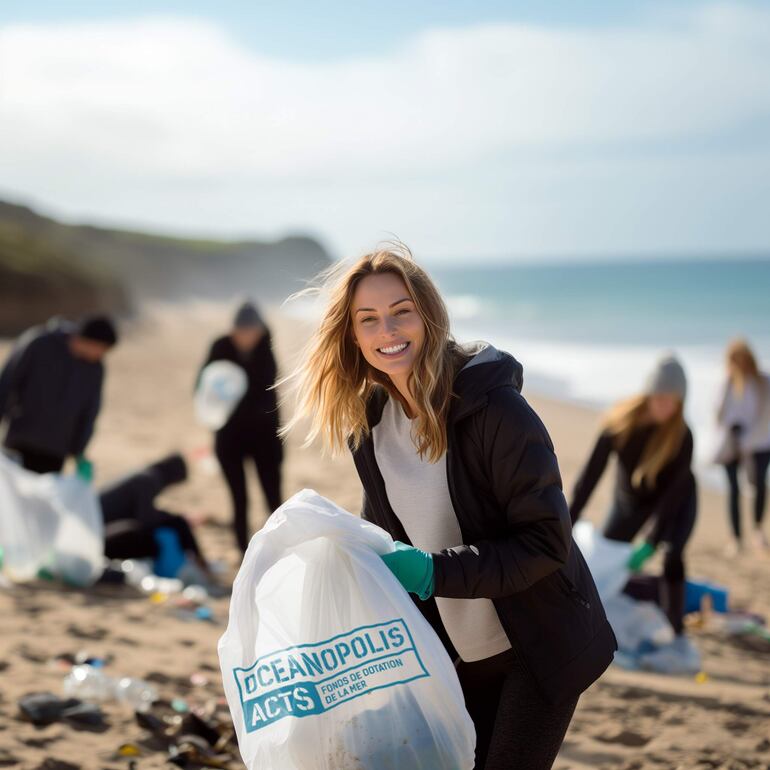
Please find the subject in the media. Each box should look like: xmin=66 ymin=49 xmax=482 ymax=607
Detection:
xmin=457 ymin=649 xmax=577 ymax=770
xmin=724 ymin=451 xmax=770 ymax=538
xmin=215 ymin=423 xmax=283 ymax=553
xmin=603 ymin=488 xmax=696 ymax=634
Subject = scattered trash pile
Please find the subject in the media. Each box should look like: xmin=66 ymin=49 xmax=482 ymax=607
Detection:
xmin=101 ymin=557 xmax=227 ymax=623
xmin=17 ymin=650 xmax=241 ymax=769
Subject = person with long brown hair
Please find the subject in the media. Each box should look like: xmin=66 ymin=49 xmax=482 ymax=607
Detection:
xmin=570 ymin=356 xmax=696 ymax=645
xmin=714 ymin=339 xmax=770 ymax=554
xmin=283 ymin=245 xmax=616 ymax=770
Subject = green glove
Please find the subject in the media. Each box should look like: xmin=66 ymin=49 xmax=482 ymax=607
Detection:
xmin=628 ymin=541 xmax=655 ymax=572
xmin=75 ymin=456 xmax=94 ymax=483
xmin=381 ymin=541 xmax=434 ymax=600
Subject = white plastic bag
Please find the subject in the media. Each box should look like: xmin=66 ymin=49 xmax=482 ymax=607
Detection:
xmin=573 ymin=520 xmax=633 ymax=601
xmin=573 ymin=521 xmax=677 ymax=659
xmin=195 ymin=361 xmax=248 ymax=430
xmin=602 ymin=594 xmax=675 ymax=654
xmin=218 ymin=489 xmax=475 ymax=770
xmin=0 ymin=453 xmax=104 ymax=586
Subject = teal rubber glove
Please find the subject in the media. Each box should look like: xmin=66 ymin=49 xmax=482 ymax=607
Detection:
xmin=628 ymin=541 xmax=655 ymax=572
xmin=75 ymin=456 xmax=94 ymax=483
xmin=381 ymin=541 xmax=434 ymax=600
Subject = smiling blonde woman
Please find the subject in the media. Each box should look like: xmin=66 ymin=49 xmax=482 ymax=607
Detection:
xmin=283 ymin=245 xmax=615 ymax=770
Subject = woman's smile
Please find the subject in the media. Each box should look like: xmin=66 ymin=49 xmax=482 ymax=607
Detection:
xmin=377 ymin=341 xmax=410 ymax=358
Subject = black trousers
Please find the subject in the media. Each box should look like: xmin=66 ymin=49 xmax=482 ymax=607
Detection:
xmin=724 ymin=450 xmax=770 ymax=538
xmin=603 ymin=488 xmax=696 ymax=634
xmin=457 ymin=649 xmax=578 ymax=770
xmin=14 ymin=447 xmax=65 ymax=474
xmin=215 ymin=420 xmax=283 ymax=553
xmin=103 ymin=511 xmax=202 ymax=561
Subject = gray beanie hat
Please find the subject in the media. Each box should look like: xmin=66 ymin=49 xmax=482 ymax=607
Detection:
xmin=233 ymin=301 xmax=263 ymax=329
xmin=644 ymin=354 xmax=687 ymax=401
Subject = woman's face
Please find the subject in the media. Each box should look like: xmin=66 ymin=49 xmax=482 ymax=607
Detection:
xmin=648 ymin=393 xmax=680 ymax=424
xmin=351 ymin=272 xmax=425 ymax=380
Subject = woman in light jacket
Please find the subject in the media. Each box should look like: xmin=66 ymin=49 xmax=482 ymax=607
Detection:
xmin=715 ymin=339 xmax=770 ymax=554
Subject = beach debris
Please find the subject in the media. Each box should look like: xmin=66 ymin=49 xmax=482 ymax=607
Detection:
xmin=18 ymin=692 xmax=108 ymax=731
xmin=116 ymin=743 xmax=142 ymax=757
xmin=63 ymin=665 xmax=158 ymax=712
xmin=685 ymin=579 xmax=729 ymax=614
xmin=190 ymin=672 xmax=209 ymax=687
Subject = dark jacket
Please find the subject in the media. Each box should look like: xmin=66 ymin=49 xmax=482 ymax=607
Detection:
xmin=0 ymin=320 xmax=104 ymax=458
xmin=351 ymin=345 xmax=616 ymax=704
xmin=100 ymin=454 xmax=187 ymax=525
xmin=570 ymin=424 xmax=696 ymax=546
xmin=199 ymin=332 xmax=280 ymax=434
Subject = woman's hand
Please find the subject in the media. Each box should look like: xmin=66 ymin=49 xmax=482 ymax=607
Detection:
xmin=628 ymin=541 xmax=655 ymax=572
xmin=381 ymin=541 xmax=434 ymax=600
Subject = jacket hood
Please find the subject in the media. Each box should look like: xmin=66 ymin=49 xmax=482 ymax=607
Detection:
xmin=363 ymin=342 xmax=523 ymax=429
xmin=452 ymin=342 xmax=524 ymax=421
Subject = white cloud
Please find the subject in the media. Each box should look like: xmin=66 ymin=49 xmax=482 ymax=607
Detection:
xmin=0 ymin=4 xmax=769 ymax=258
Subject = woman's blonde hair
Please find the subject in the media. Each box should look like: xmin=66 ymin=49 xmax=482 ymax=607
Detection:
xmin=726 ymin=338 xmax=762 ymax=396
xmin=603 ymin=395 xmax=686 ymax=488
xmin=280 ymin=244 xmax=465 ymax=461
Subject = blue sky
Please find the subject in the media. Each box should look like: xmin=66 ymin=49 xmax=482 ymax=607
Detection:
xmin=0 ymin=2 xmax=769 ymax=262
xmin=0 ymin=1 xmax=722 ymax=59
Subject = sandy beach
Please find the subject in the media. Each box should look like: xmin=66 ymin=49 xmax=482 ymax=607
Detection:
xmin=1 ymin=303 xmax=769 ymax=770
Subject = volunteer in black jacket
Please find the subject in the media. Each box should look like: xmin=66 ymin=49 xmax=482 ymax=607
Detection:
xmin=283 ymin=247 xmax=616 ymax=770
xmin=0 ymin=315 xmax=118 ymax=476
xmin=570 ymin=355 xmax=697 ymax=641
xmin=199 ymin=302 xmax=283 ymax=553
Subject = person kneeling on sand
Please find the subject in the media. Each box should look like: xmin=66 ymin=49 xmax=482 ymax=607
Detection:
xmin=570 ymin=355 xmax=697 ymax=657
xmin=99 ymin=453 xmax=216 ymax=587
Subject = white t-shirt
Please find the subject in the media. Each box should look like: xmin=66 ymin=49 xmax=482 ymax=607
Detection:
xmin=372 ymin=395 xmax=511 ymax=662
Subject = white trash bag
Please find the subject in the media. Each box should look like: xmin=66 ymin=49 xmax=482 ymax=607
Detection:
xmin=195 ymin=361 xmax=248 ymax=430
xmin=218 ymin=489 xmax=476 ymax=770
xmin=0 ymin=453 xmax=104 ymax=586
xmin=573 ymin=520 xmax=633 ymax=601
xmin=602 ymin=594 xmax=675 ymax=653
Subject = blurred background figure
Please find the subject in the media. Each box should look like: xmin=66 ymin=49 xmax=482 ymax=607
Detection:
xmin=570 ymin=355 xmax=696 ymax=645
xmin=0 ymin=314 xmax=118 ymax=476
xmin=100 ymin=453 xmax=214 ymax=585
xmin=199 ymin=301 xmax=283 ymax=553
xmin=714 ymin=339 xmax=770 ymax=554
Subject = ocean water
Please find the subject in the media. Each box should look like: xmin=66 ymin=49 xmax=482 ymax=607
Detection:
xmin=431 ymin=259 xmax=770 ymax=481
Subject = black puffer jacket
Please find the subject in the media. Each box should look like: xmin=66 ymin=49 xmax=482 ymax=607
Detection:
xmin=351 ymin=345 xmax=616 ymax=704
xmin=0 ymin=320 xmax=104 ymax=458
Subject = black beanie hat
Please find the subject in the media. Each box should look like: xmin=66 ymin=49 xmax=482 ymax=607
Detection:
xmin=148 ymin=453 xmax=188 ymax=490
xmin=233 ymin=301 xmax=263 ymax=329
xmin=76 ymin=315 xmax=118 ymax=346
